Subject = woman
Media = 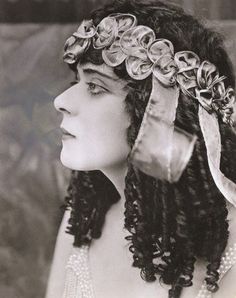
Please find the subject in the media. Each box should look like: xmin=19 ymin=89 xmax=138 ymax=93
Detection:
xmin=46 ymin=0 xmax=236 ymax=297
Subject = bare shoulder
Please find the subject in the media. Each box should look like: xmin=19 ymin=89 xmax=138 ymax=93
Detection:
xmin=45 ymin=210 xmax=74 ymax=298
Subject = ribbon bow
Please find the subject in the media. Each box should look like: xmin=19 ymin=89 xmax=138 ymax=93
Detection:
xmin=63 ymin=20 xmax=96 ymax=64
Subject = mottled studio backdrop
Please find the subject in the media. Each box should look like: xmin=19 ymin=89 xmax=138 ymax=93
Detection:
xmin=0 ymin=1 xmax=236 ymax=298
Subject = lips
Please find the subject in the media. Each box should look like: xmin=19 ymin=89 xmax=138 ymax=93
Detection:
xmin=60 ymin=127 xmax=76 ymax=137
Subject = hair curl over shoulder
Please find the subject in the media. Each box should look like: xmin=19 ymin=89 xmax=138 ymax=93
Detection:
xmin=62 ymin=1 xmax=236 ymax=297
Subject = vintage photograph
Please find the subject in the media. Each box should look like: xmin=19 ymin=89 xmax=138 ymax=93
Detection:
xmin=1 ymin=1 xmax=236 ymax=298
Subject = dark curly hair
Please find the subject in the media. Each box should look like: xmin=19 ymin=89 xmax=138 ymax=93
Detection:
xmin=62 ymin=1 xmax=236 ymax=297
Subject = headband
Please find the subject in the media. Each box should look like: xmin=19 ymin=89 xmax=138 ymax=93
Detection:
xmin=63 ymin=13 xmax=236 ymax=207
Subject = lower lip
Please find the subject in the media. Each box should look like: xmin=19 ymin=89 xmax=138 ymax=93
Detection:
xmin=62 ymin=134 xmax=76 ymax=140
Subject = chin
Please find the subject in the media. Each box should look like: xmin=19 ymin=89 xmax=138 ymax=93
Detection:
xmin=60 ymin=149 xmax=78 ymax=170
xmin=59 ymin=145 xmax=129 ymax=172
xmin=60 ymin=149 xmax=96 ymax=171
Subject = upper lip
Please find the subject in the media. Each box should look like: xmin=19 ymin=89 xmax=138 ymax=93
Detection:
xmin=60 ymin=126 xmax=76 ymax=137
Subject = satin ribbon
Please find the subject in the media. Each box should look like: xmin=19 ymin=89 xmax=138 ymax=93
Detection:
xmin=130 ymin=76 xmax=197 ymax=182
xmin=199 ymin=106 xmax=236 ymax=207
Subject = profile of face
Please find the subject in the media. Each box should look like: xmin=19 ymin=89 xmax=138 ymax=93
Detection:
xmin=54 ymin=62 xmax=131 ymax=172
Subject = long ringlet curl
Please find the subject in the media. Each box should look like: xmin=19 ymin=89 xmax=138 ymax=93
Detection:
xmin=63 ymin=1 xmax=236 ymax=297
xmin=62 ymin=170 xmax=120 ymax=246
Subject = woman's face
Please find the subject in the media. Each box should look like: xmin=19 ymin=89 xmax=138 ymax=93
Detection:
xmin=54 ymin=62 xmax=131 ymax=172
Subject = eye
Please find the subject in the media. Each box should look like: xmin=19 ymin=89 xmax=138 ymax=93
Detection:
xmin=86 ymin=82 xmax=108 ymax=96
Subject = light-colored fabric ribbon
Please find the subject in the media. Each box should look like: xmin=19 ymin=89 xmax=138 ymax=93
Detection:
xmin=64 ymin=20 xmax=96 ymax=64
xmin=199 ymin=106 xmax=236 ymax=207
xmin=130 ymin=76 xmax=197 ymax=182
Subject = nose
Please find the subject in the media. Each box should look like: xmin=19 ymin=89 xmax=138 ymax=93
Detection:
xmin=54 ymin=89 xmax=72 ymax=115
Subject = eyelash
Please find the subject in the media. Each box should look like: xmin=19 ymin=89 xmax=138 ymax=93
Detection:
xmin=69 ymin=80 xmax=108 ymax=96
xmin=86 ymin=82 xmax=107 ymax=96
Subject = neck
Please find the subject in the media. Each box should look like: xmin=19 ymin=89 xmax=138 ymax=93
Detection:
xmin=101 ymin=162 xmax=128 ymax=213
xmin=101 ymin=162 xmax=127 ymax=197
xmin=100 ymin=162 xmax=129 ymax=238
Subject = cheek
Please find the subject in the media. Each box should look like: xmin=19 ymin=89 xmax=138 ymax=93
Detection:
xmin=60 ymin=98 xmax=131 ymax=171
xmin=89 ymin=101 xmax=131 ymax=158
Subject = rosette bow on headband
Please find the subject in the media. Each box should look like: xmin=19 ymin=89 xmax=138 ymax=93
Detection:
xmin=63 ymin=13 xmax=236 ymax=207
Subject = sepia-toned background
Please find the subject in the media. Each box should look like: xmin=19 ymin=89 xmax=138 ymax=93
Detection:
xmin=0 ymin=1 xmax=236 ymax=298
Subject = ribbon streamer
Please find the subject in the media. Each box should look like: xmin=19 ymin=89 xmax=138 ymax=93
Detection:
xmin=130 ymin=76 xmax=196 ymax=182
xmin=199 ymin=106 xmax=236 ymax=207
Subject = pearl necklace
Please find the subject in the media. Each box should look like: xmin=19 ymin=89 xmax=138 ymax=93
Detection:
xmin=196 ymin=242 xmax=236 ymax=298
xmin=62 ymin=245 xmax=95 ymax=298
xmin=62 ymin=243 xmax=236 ymax=298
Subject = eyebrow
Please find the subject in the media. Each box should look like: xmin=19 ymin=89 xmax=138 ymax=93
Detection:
xmin=82 ymin=67 xmax=119 ymax=82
